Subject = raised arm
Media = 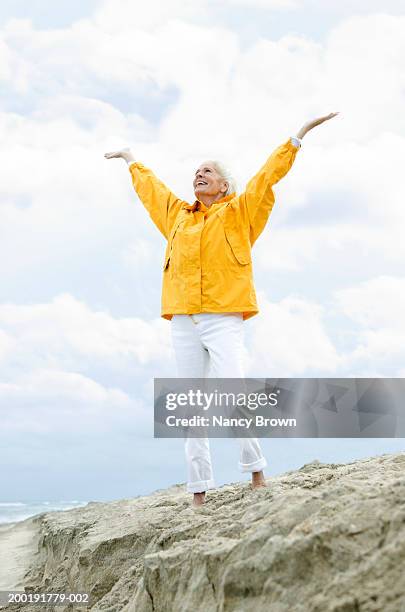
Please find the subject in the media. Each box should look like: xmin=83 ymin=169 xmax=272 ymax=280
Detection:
xmin=239 ymin=112 xmax=339 ymax=247
xmin=104 ymin=147 xmax=184 ymax=240
xmin=238 ymin=138 xmax=301 ymax=247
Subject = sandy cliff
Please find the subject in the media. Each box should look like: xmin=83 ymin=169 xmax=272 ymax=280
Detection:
xmin=1 ymin=452 xmax=405 ymax=612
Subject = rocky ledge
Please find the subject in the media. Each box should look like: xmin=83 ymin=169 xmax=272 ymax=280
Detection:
xmin=1 ymin=452 xmax=405 ymax=612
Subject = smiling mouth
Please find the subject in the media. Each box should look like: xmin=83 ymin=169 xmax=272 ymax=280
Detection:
xmin=196 ymin=181 xmax=208 ymax=186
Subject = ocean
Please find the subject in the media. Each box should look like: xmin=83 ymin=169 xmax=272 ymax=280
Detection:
xmin=0 ymin=501 xmax=89 ymax=525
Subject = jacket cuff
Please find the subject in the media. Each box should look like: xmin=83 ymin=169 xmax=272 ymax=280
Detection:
xmin=290 ymin=136 xmax=302 ymax=149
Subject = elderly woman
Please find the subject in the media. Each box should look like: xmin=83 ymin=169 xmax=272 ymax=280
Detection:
xmin=105 ymin=111 xmax=339 ymax=506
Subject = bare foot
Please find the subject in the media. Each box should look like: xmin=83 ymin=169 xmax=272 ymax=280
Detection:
xmin=192 ymin=492 xmax=206 ymax=506
xmin=251 ymin=470 xmax=267 ymax=488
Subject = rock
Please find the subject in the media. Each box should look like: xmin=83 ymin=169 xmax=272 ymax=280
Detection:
xmin=1 ymin=452 xmax=405 ymax=611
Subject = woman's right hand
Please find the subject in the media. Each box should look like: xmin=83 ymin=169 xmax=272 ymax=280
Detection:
xmin=104 ymin=147 xmax=135 ymax=164
xmin=296 ymin=112 xmax=339 ymax=139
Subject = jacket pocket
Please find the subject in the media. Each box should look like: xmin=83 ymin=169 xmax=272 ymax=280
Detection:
xmin=223 ymin=225 xmax=251 ymax=265
xmin=163 ymin=217 xmax=183 ymax=270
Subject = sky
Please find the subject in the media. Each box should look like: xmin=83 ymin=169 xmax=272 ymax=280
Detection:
xmin=0 ymin=0 xmax=405 ymax=503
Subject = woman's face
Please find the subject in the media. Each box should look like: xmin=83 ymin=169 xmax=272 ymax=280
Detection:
xmin=193 ymin=161 xmax=228 ymax=198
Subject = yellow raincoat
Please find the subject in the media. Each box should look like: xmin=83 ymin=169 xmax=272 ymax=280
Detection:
xmin=129 ymin=138 xmax=300 ymax=321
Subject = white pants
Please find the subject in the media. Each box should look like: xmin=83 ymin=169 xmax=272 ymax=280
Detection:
xmin=170 ymin=312 xmax=267 ymax=493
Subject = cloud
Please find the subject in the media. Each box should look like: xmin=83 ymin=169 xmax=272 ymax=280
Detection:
xmin=0 ymin=367 xmax=151 ymax=438
xmin=0 ymin=36 xmax=11 ymax=79
xmin=93 ymin=0 xmax=202 ymax=32
xmin=222 ymin=0 xmax=297 ymax=7
xmin=334 ymin=276 xmax=405 ymax=370
xmin=0 ymin=293 xmax=165 ymax=435
xmin=0 ymin=368 xmax=130 ymax=409
xmin=0 ymin=329 xmax=15 ymax=361
xmin=336 ymin=276 xmax=405 ymax=327
xmin=0 ymin=293 xmax=173 ymax=376
xmin=246 ymin=293 xmax=340 ymax=375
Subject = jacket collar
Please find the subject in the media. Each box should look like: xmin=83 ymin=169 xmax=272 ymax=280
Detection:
xmin=183 ymin=192 xmax=236 ymax=212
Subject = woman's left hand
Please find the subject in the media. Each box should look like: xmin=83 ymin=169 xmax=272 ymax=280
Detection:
xmin=296 ymin=112 xmax=340 ymax=139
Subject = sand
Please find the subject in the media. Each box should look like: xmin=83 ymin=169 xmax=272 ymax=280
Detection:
xmin=0 ymin=517 xmax=41 ymax=592
xmin=0 ymin=453 xmax=405 ymax=611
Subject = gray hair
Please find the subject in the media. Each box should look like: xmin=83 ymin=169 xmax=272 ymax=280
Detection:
xmin=210 ymin=160 xmax=238 ymax=196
